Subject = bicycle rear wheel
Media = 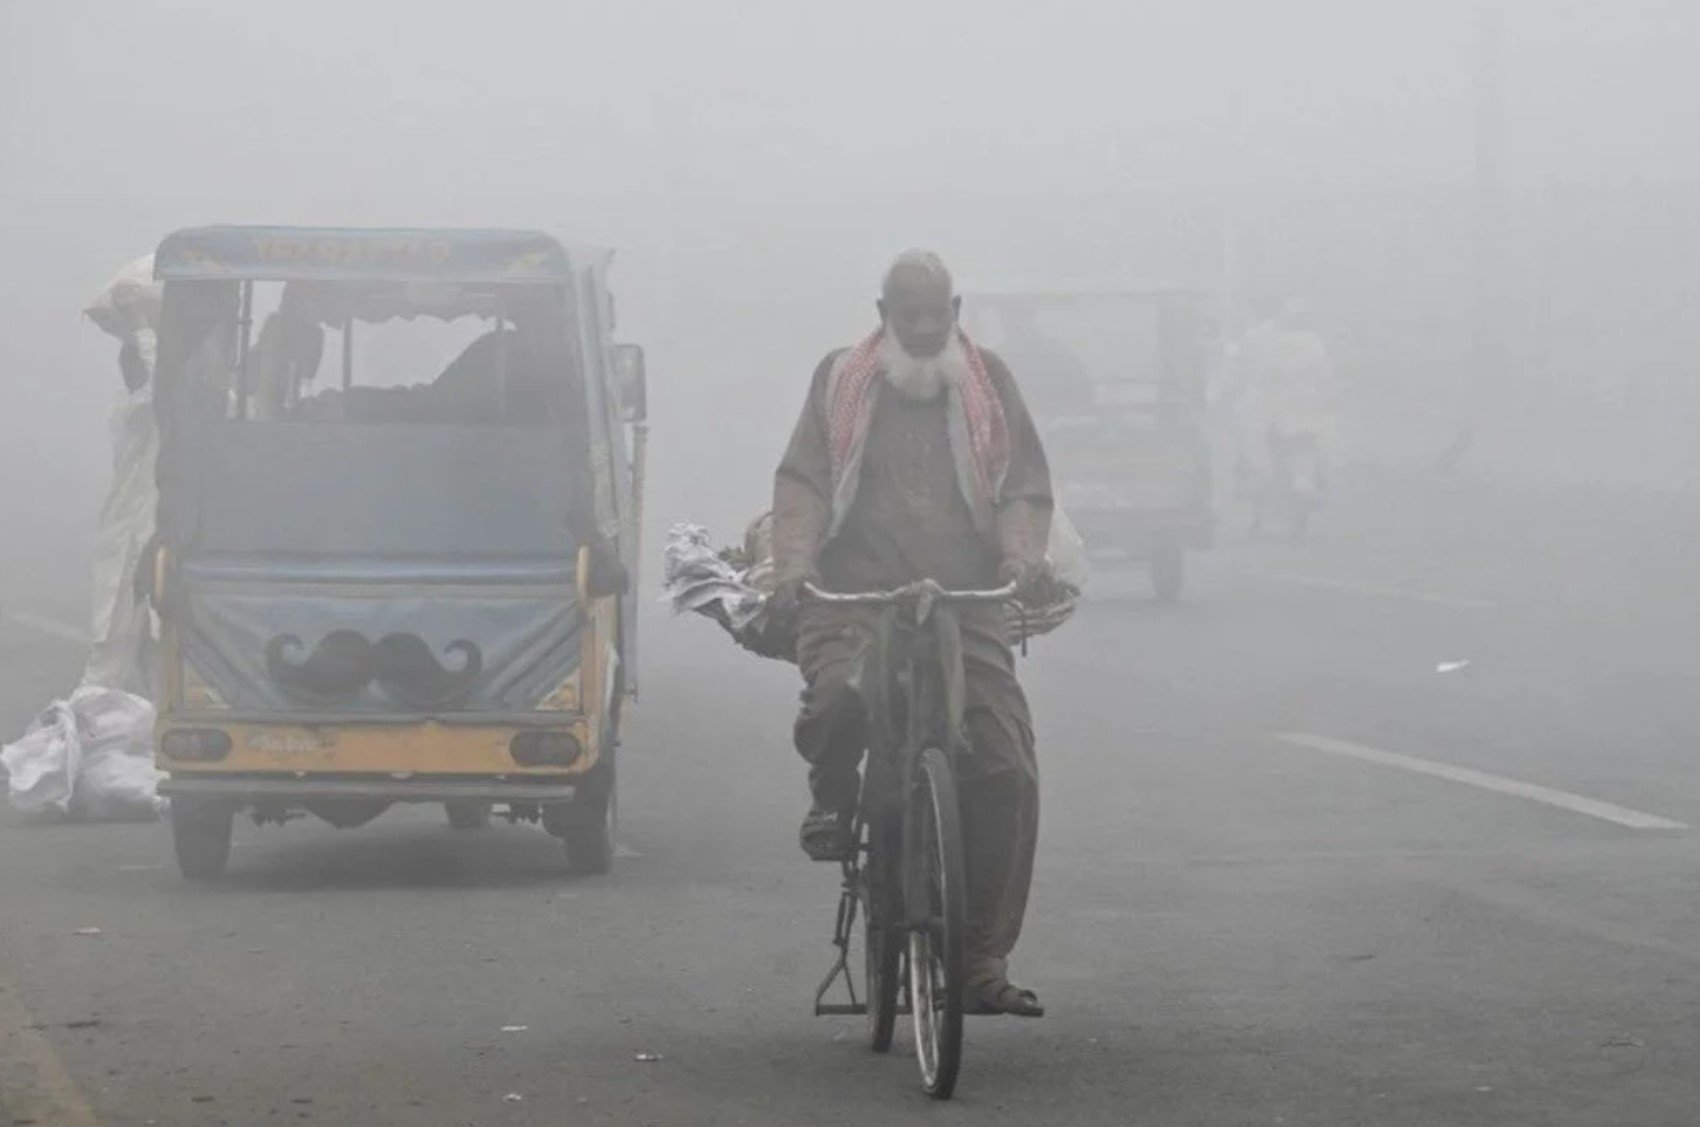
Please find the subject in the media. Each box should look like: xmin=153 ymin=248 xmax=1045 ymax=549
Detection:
xmin=907 ymin=746 xmax=966 ymax=1099
xmin=863 ymin=810 xmax=902 ymax=1053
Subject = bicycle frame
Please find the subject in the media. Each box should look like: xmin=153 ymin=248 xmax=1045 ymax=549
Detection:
xmin=810 ymin=579 xmax=1014 ymax=1014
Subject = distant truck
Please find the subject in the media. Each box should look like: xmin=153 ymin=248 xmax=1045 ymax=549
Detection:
xmin=965 ymin=286 xmax=1214 ymax=601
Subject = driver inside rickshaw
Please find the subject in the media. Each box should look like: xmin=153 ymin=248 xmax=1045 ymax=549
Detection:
xmin=290 ymin=288 xmax=583 ymax=427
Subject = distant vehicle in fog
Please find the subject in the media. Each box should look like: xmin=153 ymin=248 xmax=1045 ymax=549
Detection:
xmin=965 ymin=286 xmax=1215 ymax=602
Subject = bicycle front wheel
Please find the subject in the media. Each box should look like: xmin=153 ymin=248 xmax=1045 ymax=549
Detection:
xmin=907 ymin=746 xmax=966 ymax=1099
xmin=863 ymin=809 xmax=902 ymax=1053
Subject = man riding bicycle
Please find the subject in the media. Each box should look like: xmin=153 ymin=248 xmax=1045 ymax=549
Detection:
xmin=771 ymin=250 xmax=1053 ymax=1017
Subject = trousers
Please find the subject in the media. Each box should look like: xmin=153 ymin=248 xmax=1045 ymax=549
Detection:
xmin=793 ymin=601 xmax=1040 ymax=974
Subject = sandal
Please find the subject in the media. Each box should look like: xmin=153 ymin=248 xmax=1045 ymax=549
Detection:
xmin=965 ymin=975 xmax=1046 ymax=1018
xmin=798 ymin=806 xmax=854 ymax=862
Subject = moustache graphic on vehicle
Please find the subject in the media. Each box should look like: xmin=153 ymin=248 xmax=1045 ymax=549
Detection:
xmin=372 ymin=634 xmax=484 ymax=710
xmin=265 ymin=631 xmax=484 ymax=709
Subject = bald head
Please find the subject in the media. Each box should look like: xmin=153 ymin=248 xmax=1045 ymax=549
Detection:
xmin=881 ymin=249 xmax=954 ymax=302
xmin=878 ymin=249 xmax=960 ymax=358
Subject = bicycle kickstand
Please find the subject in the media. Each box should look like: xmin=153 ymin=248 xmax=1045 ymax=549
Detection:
xmin=812 ymin=858 xmax=867 ymax=1016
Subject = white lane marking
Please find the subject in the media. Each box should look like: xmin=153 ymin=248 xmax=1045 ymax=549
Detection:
xmin=1277 ymin=732 xmax=1689 ymax=831
xmin=0 ymin=972 xmax=102 ymax=1126
xmin=614 ymin=843 xmax=643 ymax=859
xmin=1 ymin=609 xmax=89 ymax=646
xmin=1236 ymin=570 xmax=1498 ymax=611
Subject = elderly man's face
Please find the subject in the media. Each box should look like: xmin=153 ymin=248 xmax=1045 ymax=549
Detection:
xmin=879 ymin=279 xmax=960 ymax=359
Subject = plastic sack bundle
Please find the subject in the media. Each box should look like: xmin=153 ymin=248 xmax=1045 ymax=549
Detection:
xmin=1 ymin=687 xmax=163 ymax=820
xmin=1045 ymin=505 xmax=1088 ymax=591
xmin=662 ymin=522 xmax=796 ymax=661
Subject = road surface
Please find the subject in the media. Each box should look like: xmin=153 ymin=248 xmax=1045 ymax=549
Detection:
xmin=3 ymin=465 xmax=1699 ymax=1125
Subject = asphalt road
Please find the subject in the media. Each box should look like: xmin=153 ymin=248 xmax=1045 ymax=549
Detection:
xmin=4 ymin=464 xmax=1700 ymax=1126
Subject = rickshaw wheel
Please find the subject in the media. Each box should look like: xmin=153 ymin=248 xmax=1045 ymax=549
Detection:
xmin=546 ymin=759 xmax=616 ymax=875
xmin=444 ymin=801 xmax=491 ymax=831
xmin=1151 ymin=545 xmax=1186 ymax=604
xmin=172 ymin=801 xmax=235 ymax=881
xmin=563 ymin=809 xmax=613 ymax=875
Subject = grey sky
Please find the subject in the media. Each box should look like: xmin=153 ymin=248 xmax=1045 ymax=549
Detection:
xmin=4 ymin=1 xmax=1696 ymax=215
xmin=1 ymin=1 xmax=1696 ymax=549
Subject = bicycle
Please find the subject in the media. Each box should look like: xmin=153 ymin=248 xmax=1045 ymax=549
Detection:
xmin=808 ymin=577 xmax=1019 ymax=1100
xmin=1247 ymin=424 xmax=1328 ymax=542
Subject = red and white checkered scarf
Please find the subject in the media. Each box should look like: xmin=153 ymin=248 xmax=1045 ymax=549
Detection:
xmin=823 ymin=328 xmax=1010 ymax=536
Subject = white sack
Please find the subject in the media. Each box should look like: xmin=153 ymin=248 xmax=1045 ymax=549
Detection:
xmin=1 ymin=687 xmax=162 ymax=820
xmin=1046 ymin=505 xmax=1089 ymax=592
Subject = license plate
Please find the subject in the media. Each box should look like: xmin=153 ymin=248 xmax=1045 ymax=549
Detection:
xmin=246 ymin=731 xmax=335 ymax=754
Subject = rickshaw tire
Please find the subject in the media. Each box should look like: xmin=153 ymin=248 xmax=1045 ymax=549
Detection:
xmin=546 ymin=760 xmax=615 ymax=875
xmin=445 ymin=801 xmax=491 ymax=831
xmin=172 ymin=801 xmax=235 ymax=881
xmin=562 ymin=807 xmax=613 ymax=875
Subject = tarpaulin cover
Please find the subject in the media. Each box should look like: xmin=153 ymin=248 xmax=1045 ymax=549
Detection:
xmin=171 ymin=422 xmax=587 ymax=713
xmin=181 ymin=576 xmax=581 ymax=713
xmin=178 ymin=421 xmax=583 ymax=557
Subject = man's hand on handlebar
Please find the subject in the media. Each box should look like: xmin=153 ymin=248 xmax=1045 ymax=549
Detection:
xmin=998 ymin=558 xmax=1047 ymax=603
xmin=770 ymin=569 xmax=820 ymax=619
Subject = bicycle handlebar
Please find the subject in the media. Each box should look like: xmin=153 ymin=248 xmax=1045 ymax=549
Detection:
xmin=800 ymin=579 xmax=1020 ymax=606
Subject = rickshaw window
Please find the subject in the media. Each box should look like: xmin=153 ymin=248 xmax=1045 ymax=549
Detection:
xmin=210 ymin=281 xmax=580 ymax=425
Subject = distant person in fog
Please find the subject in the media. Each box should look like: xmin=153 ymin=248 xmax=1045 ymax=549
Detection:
xmin=1234 ymin=298 xmax=1344 ymax=531
xmin=81 ymin=256 xmax=163 ymax=694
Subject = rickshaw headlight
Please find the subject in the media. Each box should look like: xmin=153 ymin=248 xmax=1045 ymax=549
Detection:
xmin=161 ymin=728 xmax=233 ymax=761
xmin=509 ymin=730 xmax=584 ymax=767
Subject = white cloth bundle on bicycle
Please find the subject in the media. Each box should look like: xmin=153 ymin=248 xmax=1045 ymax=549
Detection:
xmin=663 ymin=509 xmax=1083 ymax=653
xmin=661 ymin=522 xmax=768 ymax=632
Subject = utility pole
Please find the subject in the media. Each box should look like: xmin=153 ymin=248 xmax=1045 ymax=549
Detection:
xmin=1219 ymin=80 xmax=1246 ymax=339
xmin=1441 ymin=0 xmax=1508 ymax=473
xmin=1474 ymin=0 xmax=1508 ymax=406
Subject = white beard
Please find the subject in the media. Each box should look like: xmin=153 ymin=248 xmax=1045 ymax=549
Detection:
xmin=879 ymin=331 xmax=970 ymax=402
